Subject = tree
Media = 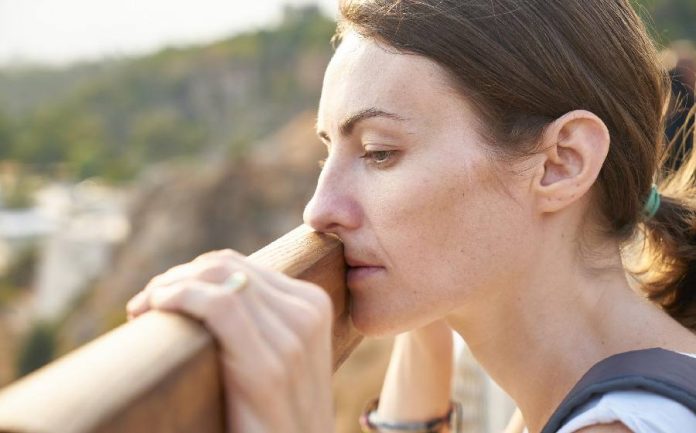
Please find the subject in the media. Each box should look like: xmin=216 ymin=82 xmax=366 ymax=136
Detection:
xmin=633 ymin=0 xmax=696 ymax=42
xmin=16 ymin=322 xmax=56 ymax=377
xmin=0 ymin=111 xmax=15 ymax=160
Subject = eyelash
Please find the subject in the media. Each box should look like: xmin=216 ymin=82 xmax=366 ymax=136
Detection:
xmin=318 ymin=150 xmax=396 ymax=169
xmin=362 ymin=150 xmax=396 ymax=166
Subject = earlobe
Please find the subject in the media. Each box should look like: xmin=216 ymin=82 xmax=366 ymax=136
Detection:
xmin=534 ymin=110 xmax=610 ymax=214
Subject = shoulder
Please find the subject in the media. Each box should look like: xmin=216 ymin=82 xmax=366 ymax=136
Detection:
xmin=573 ymin=422 xmax=634 ymax=433
xmin=555 ymin=389 xmax=696 ymax=433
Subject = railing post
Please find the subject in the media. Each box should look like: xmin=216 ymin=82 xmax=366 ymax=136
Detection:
xmin=0 ymin=225 xmax=363 ymax=433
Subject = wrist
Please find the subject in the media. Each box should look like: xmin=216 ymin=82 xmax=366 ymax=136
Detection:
xmin=359 ymin=398 xmax=463 ymax=433
xmin=379 ymin=329 xmax=454 ymax=422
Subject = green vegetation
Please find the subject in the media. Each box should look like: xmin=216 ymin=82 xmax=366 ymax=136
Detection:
xmin=0 ymin=6 xmax=335 ymax=181
xmin=633 ymin=0 xmax=696 ymax=42
xmin=15 ymin=321 xmax=57 ymax=377
xmin=0 ymin=3 xmax=692 ymax=182
xmin=0 ymin=246 xmax=39 ymax=306
xmin=0 ymin=111 xmax=15 ymax=160
xmin=1 ymin=173 xmax=41 ymax=208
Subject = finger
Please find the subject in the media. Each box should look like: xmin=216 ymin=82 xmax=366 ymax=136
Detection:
xmin=147 ymin=273 xmax=302 ymax=376
xmin=160 ymin=248 xmax=332 ymax=315
xmin=148 ymin=279 xmax=223 ymax=318
xmin=241 ymin=280 xmax=332 ymax=432
xmin=251 ymin=283 xmax=323 ymax=344
xmin=193 ymin=248 xmax=240 ymax=263
xmin=204 ymin=288 xmax=300 ymax=431
xmin=210 ymin=286 xmax=304 ymax=432
xmin=251 ymin=295 xmax=316 ymax=431
xmin=128 ymin=277 xmax=226 ymax=320
xmin=264 ymin=291 xmax=334 ymax=433
xmin=128 ymin=263 xmax=252 ymax=320
xmin=143 ymin=262 xmax=199 ymax=291
xmin=127 ymin=266 xmax=193 ymax=319
xmin=142 ymin=275 xmax=297 ymax=406
xmin=126 ymin=290 xmax=150 ymax=319
xmin=138 ymin=269 xmax=330 ymax=432
xmin=201 ymin=254 xmax=333 ymax=315
xmin=144 ymin=260 xmax=230 ymax=293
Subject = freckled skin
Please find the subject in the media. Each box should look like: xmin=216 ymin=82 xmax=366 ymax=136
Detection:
xmin=303 ymin=32 xmax=537 ymax=336
xmin=301 ymin=31 xmax=696 ymax=433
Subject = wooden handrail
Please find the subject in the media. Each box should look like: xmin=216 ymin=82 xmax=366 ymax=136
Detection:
xmin=0 ymin=224 xmax=363 ymax=433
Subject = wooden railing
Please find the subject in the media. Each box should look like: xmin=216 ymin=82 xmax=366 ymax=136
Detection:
xmin=0 ymin=225 xmax=363 ymax=433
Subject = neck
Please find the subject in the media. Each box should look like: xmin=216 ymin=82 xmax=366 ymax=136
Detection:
xmin=445 ymin=233 xmax=682 ymax=433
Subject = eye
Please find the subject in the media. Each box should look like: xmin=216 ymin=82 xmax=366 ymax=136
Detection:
xmin=361 ymin=150 xmax=396 ymax=167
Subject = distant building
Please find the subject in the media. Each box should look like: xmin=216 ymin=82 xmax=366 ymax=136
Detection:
xmin=0 ymin=179 xmax=129 ymax=321
xmin=32 ymin=181 xmax=130 ymax=320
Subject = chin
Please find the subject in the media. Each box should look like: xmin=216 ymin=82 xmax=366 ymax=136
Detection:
xmin=348 ymin=297 xmax=406 ymax=338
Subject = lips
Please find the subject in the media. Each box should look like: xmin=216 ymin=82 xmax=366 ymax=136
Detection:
xmin=345 ymin=256 xmax=378 ymax=268
xmin=346 ymin=265 xmax=384 ymax=286
xmin=344 ymin=255 xmax=384 ymax=285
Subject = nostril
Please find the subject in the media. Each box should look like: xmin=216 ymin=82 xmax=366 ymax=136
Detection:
xmin=304 ymin=210 xmax=329 ymax=233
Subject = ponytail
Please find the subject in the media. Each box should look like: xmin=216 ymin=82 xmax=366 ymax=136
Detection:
xmin=628 ymin=108 xmax=696 ymax=332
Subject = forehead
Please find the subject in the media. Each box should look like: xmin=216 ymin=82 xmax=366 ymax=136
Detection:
xmin=317 ymin=31 xmax=460 ymax=129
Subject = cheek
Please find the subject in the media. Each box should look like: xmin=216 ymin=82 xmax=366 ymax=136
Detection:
xmin=369 ymin=168 xmax=523 ymax=319
xmin=350 ymin=165 xmax=482 ymax=329
xmin=348 ymin=177 xmax=466 ymax=336
xmin=351 ymin=150 xmax=531 ymax=335
xmin=379 ymin=160 xmax=497 ymax=282
xmin=395 ymin=187 xmax=492 ymax=300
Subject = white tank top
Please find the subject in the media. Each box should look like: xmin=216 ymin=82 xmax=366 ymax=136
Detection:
xmin=527 ymin=352 xmax=696 ymax=433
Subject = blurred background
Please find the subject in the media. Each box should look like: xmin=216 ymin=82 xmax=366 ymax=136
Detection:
xmin=0 ymin=1 xmax=693 ymax=432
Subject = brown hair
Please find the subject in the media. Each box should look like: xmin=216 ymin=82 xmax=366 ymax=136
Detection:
xmin=333 ymin=0 xmax=696 ymax=331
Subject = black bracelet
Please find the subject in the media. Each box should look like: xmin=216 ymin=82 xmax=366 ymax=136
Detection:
xmin=358 ymin=398 xmax=463 ymax=433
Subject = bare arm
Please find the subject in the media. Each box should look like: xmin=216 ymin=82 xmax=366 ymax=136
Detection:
xmin=377 ymin=320 xmax=529 ymax=433
xmin=375 ymin=320 xmax=454 ymax=429
xmin=503 ymin=408 xmax=526 ymax=433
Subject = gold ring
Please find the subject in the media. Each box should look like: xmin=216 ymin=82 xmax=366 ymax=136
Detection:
xmin=222 ymin=271 xmax=248 ymax=293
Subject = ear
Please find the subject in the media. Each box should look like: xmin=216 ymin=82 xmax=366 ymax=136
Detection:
xmin=533 ymin=110 xmax=610 ymax=214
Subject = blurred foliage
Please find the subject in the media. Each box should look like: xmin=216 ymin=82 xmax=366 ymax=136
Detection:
xmin=0 ymin=111 xmax=14 ymax=160
xmin=633 ymin=0 xmax=696 ymax=42
xmin=0 ymin=63 xmax=114 ymax=118
xmin=15 ymin=321 xmax=57 ymax=377
xmin=1 ymin=174 xmax=40 ymax=208
xmin=0 ymin=3 xmax=692 ymax=182
xmin=0 ymin=246 xmax=38 ymax=306
xmin=0 ymin=6 xmax=335 ymax=181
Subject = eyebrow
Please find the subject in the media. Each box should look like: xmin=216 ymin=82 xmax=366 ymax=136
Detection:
xmin=315 ymin=108 xmax=406 ymax=142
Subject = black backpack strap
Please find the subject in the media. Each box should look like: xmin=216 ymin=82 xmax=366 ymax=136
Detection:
xmin=540 ymin=347 xmax=696 ymax=433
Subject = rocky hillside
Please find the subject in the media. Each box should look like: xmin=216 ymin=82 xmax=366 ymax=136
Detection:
xmin=51 ymin=110 xmax=395 ymax=433
xmin=0 ymin=6 xmax=335 ymax=180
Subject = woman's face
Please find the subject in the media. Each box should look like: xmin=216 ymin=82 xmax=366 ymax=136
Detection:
xmin=304 ymin=31 xmax=536 ymax=336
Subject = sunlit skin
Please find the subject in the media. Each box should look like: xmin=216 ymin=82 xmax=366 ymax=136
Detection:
xmin=127 ymin=30 xmax=696 ymax=433
xmin=303 ymin=30 xmax=696 ymax=433
xmin=305 ymin=31 xmax=534 ymax=336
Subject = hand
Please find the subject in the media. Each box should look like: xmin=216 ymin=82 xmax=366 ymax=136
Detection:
xmin=125 ymin=249 xmax=335 ymax=433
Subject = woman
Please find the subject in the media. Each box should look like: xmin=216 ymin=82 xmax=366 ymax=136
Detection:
xmin=126 ymin=1 xmax=696 ymax=432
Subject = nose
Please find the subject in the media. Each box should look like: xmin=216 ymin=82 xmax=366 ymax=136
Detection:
xmin=303 ymin=161 xmax=361 ymax=235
